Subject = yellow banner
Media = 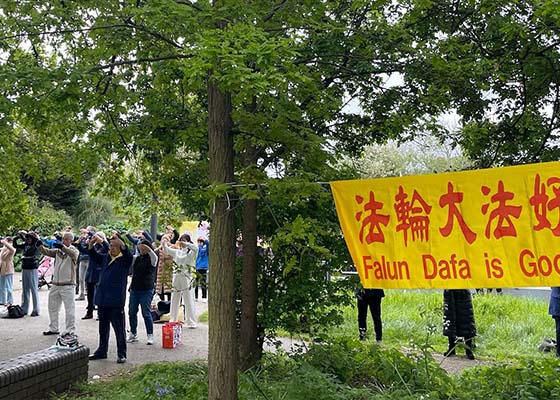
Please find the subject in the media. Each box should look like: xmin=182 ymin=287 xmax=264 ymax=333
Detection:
xmin=331 ymin=161 xmax=560 ymax=289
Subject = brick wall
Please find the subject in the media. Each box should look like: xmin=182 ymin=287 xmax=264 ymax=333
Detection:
xmin=0 ymin=346 xmax=89 ymax=400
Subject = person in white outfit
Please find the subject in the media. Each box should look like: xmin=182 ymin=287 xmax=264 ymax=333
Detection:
xmin=37 ymin=231 xmax=80 ymax=335
xmin=162 ymin=233 xmax=198 ymax=328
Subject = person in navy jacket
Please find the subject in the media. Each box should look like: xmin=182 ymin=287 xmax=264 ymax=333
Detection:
xmin=88 ymin=233 xmax=133 ymax=364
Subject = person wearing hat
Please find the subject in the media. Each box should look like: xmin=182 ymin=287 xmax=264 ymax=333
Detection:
xmin=13 ymin=231 xmax=42 ymax=316
xmin=162 ymin=233 xmax=198 ymax=328
xmin=126 ymin=239 xmax=158 ymax=345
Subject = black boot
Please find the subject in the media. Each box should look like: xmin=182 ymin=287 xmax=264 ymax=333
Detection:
xmin=443 ymin=336 xmax=456 ymax=357
xmin=359 ymin=328 xmax=366 ymax=341
xmin=465 ymin=338 xmax=475 ymax=360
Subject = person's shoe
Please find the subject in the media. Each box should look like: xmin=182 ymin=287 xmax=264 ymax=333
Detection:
xmin=147 ymin=334 xmax=154 ymax=345
xmin=117 ymin=356 xmax=126 ymax=364
xmin=89 ymin=353 xmax=107 ymax=361
xmin=186 ymin=324 xmax=197 ymax=329
xmin=43 ymin=331 xmax=59 ymax=336
xmin=76 ymin=296 xmax=85 ymax=301
xmin=30 ymin=312 xmax=39 ymax=317
xmin=81 ymin=314 xmax=93 ymax=320
xmin=465 ymin=350 xmax=475 ymax=360
xmin=126 ymin=333 xmax=138 ymax=343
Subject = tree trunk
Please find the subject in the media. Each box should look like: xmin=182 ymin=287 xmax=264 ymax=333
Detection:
xmin=239 ymin=196 xmax=261 ymax=370
xmin=207 ymin=78 xmax=237 ymax=400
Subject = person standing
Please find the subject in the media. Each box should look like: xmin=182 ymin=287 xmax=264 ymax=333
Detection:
xmin=75 ymin=227 xmax=92 ymax=301
xmin=356 ymin=286 xmax=384 ymax=342
xmin=13 ymin=231 xmax=42 ymax=316
xmin=127 ymin=239 xmax=158 ymax=345
xmin=82 ymin=230 xmax=106 ymax=320
xmin=162 ymin=233 xmax=198 ymax=328
xmin=548 ymin=287 xmax=560 ymax=358
xmin=442 ymin=289 xmax=477 ymax=360
xmin=38 ymin=232 xmax=79 ymax=336
xmin=195 ymin=237 xmax=209 ymax=301
xmin=0 ymin=237 xmax=16 ymax=305
xmin=88 ymin=234 xmax=133 ymax=363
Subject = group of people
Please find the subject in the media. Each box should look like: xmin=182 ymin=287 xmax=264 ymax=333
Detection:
xmin=0 ymin=225 xmax=210 ymax=364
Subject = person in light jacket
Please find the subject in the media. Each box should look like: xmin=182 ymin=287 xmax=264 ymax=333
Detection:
xmin=162 ymin=233 xmax=198 ymax=328
xmin=38 ymin=231 xmax=79 ymax=335
xmin=0 ymin=237 xmax=16 ymax=305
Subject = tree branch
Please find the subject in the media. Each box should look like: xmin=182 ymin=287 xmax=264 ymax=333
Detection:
xmin=91 ymin=53 xmax=193 ymax=71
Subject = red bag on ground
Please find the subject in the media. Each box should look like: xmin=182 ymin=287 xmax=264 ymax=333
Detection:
xmin=162 ymin=321 xmax=183 ymax=348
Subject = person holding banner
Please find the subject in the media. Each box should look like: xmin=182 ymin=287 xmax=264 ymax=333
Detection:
xmin=356 ymin=286 xmax=384 ymax=342
xmin=442 ymin=289 xmax=476 ymax=360
xmin=548 ymin=287 xmax=560 ymax=358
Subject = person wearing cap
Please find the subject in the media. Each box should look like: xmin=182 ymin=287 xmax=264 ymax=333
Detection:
xmin=38 ymin=231 xmax=79 ymax=336
xmin=162 ymin=233 xmax=198 ymax=328
xmin=88 ymin=233 xmax=133 ymax=364
xmin=127 ymin=239 xmax=158 ymax=345
xmin=13 ymin=231 xmax=42 ymax=316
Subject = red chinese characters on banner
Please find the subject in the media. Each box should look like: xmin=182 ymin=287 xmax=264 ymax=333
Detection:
xmin=529 ymin=174 xmax=560 ymax=235
xmin=394 ymin=186 xmax=432 ymax=246
xmin=439 ymin=182 xmax=477 ymax=244
xmin=355 ymin=191 xmax=390 ymax=244
xmin=481 ymin=180 xmax=522 ymax=239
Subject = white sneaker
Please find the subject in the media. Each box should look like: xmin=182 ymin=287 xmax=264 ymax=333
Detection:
xmin=147 ymin=334 xmax=154 ymax=345
xmin=126 ymin=333 xmax=138 ymax=343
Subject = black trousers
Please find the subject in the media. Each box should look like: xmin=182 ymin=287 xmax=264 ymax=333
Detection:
xmin=95 ymin=306 xmax=127 ymax=359
xmin=195 ymin=269 xmax=207 ymax=299
xmin=86 ymin=282 xmax=96 ymax=315
xmin=357 ymin=295 xmax=382 ymax=341
xmin=554 ymin=316 xmax=560 ymax=357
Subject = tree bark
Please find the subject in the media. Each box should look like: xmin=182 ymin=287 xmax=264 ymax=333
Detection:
xmin=207 ymin=77 xmax=237 ymax=400
xmin=239 ymin=195 xmax=261 ymax=371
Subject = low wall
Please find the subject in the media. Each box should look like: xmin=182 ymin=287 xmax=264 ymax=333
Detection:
xmin=0 ymin=346 xmax=89 ymax=400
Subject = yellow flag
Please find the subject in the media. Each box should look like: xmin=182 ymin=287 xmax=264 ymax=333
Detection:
xmin=331 ymin=161 xmax=560 ymax=289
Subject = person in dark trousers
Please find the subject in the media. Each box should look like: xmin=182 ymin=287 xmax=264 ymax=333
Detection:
xmin=127 ymin=239 xmax=158 ymax=345
xmin=356 ymin=286 xmax=384 ymax=342
xmin=195 ymin=237 xmax=209 ymax=301
xmin=443 ymin=289 xmax=477 ymax=360
xmin=548 ymin=287 xmax=560 ymax=358
xmin=88 ymin=234 xmax=133 ymax=364
xmin=81 ymin=230 xmax=106 ymax=319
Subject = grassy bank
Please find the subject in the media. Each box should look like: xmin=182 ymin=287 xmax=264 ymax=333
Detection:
xmin=330 ymin=290 xmax=553 ymax=360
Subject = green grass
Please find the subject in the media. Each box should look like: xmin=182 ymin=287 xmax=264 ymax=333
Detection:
xmin=330 ymin=290 xmax=553 ymax=361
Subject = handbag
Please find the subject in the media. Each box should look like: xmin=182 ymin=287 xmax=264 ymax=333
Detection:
xmin=157 ymin=300 xmax=170 ymax=314
xmin=7 ymin=304 xmax=24 ymax=318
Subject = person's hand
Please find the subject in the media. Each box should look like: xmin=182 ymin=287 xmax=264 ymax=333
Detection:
xmin=53 ymin=242 xmax=63 ymax=249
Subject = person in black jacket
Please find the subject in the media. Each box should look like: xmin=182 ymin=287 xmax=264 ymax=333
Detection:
xmin=88 ymin=234 xmax=133 ymax=364
xmin=356 ymin=286 xmax=385 ymax=342
xmin=126 ymin=239 xmax=158 ymax=345
xmin=13 ymin=231 xmax=42 ymax=316
xmin=443 ymin=289 xmax=477 ymax=360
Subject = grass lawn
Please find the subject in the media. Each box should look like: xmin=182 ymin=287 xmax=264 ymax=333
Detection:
xmin=329 ymin=289 xmax=554 ymax=361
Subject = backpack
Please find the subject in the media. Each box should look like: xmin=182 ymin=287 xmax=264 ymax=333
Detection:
xmin=7 ymin=304 xmax=24 ymax=318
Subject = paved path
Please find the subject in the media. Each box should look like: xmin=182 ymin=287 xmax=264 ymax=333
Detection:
xmin=1 ymin=272 xmax=209 ymax=379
